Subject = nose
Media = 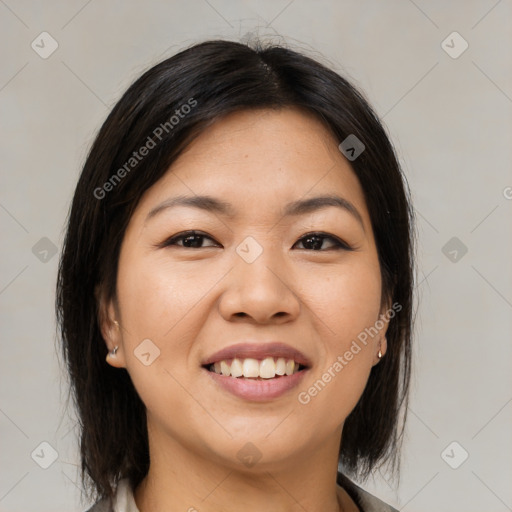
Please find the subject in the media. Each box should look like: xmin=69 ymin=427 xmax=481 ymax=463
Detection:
xmin=218 ymin=249 xmax=301 ymax=325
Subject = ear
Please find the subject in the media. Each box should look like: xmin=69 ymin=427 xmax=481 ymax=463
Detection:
xmin=378 ymin=293 xmax=392 ymax=339
xmin=372 ymin=293 xmax=393 ymax=366
xmin=95 ymin=284 xmax=126 ymax=368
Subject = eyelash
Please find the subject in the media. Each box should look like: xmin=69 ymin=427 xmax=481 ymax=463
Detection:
xmin=159 ymin=230 xmax=353 ymax=251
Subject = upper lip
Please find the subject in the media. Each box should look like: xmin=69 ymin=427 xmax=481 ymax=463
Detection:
xmin=202 ymin=342 xmax=312 ymax=368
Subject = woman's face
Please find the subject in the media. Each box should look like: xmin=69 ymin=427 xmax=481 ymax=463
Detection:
xmin=102 ymin=108 xmax=389 ymax=470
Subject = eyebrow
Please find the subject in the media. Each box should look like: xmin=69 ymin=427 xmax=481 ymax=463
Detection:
xmin=146 ymin=194 xmax=365 ymax=231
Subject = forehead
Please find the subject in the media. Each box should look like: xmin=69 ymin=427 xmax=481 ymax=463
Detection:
xmin=135 ymin=108 xmax=370 ymax=226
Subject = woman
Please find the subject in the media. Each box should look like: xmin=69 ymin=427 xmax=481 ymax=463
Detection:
xmin=57 ymin=39 xmax=415 ymax=512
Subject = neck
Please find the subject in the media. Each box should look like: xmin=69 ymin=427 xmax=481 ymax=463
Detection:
xmin=133 ymin=427 xmax=358 ymax=512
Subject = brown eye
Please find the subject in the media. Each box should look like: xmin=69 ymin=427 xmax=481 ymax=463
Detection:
xmin=162 ymin=231 xmax=220 ymax=249
xmin=294 ymin=232 xmax=352 ymax=251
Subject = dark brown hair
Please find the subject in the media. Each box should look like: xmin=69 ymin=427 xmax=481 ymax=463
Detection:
xmin=56 ymin=39 xmax=415 ymax=503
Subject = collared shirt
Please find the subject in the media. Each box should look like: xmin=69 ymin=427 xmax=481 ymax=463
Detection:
xmin=86 ymin=472 xmax=399 ymax=512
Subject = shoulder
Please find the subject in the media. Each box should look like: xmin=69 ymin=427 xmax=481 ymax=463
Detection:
xmin=84 ymin=500 xmax=111 ymax=512
xmin=84 ymin=479 xmax=139 ymax=512
xmin=337 ymin=472 xmax=399 ymax=512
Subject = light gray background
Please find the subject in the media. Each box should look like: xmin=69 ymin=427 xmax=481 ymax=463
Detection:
xmin=1 ymin=1 xmax=511 ymax=511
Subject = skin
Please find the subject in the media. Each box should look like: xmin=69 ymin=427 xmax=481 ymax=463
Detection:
xmin=100 ymin=107 xmax=390 ymax=512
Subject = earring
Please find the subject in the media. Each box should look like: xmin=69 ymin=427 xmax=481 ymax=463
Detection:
xmin=106 ymin=346 xmax=119 ymax=362
xmin=106 ymin=322 xmax=120 ymax=362
xmin=378 ymin=336 xmax=386 ymax=360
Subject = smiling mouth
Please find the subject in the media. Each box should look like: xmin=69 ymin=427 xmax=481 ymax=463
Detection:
xmin=202 ymin=357 xmax=308 ymax=379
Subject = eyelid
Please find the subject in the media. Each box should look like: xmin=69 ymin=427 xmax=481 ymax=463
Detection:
xmin=157 ymin=230 xmax=353 ymax=251
xmin=157 ymin=230 xmax=220 ymax=249
xmin=294 ymin=231 xmax=354 ymax=251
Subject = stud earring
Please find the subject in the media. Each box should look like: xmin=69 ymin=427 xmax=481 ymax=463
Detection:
xmin=378 ymin=349 xmax=382 ymax=359
xmin=106 ymin=346 xmax=119 ymax=362
xmin=106 ymin=322 xmax=120 ymax=362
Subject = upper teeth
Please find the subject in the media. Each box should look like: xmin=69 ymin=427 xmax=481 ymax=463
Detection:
xmin=210 ymin=357 xmax=301 ymax=378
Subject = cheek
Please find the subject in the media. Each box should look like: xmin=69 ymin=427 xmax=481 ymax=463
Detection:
xmin=114 ymin=252 xmax=218 ymax=405
xmin=294 ymin=259 xmax=382 ymax=420
xmin=114 ymin=254 xmax=195 ymax=425
xmin=304 ymin=258 xmax=383 ymax=343
xmin=116 ymin=251 xmax=213 ymax=339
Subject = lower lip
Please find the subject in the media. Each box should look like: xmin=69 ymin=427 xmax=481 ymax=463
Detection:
xmin=204 ymin=369 xmax=308 ymax=401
